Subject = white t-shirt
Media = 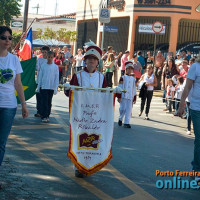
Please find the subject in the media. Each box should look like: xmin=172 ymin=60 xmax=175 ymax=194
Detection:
xmin=166 ymin=85 xmax=175 ymax=99
xmin=75 ymin=54 xmax=84 ymax=67
xmin=187 ymin=62 xmax=200 ymax=111
xmin=37 ymin=62 xmax=59 ymax=91
xmin=0 ymin=53 xmax=23 ymax=108
xmin=174 ymin=84 xmax=184 ymax=99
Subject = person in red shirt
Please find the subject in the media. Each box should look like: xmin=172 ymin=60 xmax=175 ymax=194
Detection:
xmin=180 ymin=59 xmax=189 ymax=80
xmin=53 ymin=52 xmax=63 ymax=83
xmin=120 ymin=50 xmax=130 ymax=76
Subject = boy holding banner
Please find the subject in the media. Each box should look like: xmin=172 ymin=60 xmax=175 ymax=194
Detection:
xmin=118 ymin=61 xmax=137 ymax=128
xmin=65 ymin=41 xmax=108 ymax=178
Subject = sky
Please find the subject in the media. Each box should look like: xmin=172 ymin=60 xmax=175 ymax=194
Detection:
xmin=20 ymin=0 xmax=77 ymax=16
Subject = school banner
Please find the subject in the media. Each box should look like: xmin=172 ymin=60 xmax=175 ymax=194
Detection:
xmin=68 ymin=89 xmax=115 ymax=176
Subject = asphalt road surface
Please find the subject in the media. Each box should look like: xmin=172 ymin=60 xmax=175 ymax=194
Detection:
xmin=0 ymin=91 xmax=199 ymax=200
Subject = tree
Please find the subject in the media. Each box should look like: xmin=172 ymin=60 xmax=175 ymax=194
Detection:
xmin=36 ymin=27 xmax=77 ymax=46
xmin=12 ymin=31 xmax=22 ymax=49
xmin=0 ymin=0 xmax=21 ymax=26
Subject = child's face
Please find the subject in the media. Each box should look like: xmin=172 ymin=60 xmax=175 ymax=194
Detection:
xmin=168 ymin=81 xmax=173 ymax=86
xmin=47 ymin=54 xmax=54 ymax=63
xmin=126 ymin=67 xmax=134 ymax=75
xmin=42 ymin=50 xmax=48 ymax=58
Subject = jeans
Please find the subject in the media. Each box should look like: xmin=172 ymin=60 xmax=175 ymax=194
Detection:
xmin=190 ymin=109 xmax=200 ymax=171
xmin=40 ymin=89 xmax=54 ymax=118
xmin=0 ymin=107 xmax=16 ymax=165
xmin=186 ymin=102 xmax=191 ymax=131
xmin=163 ymin=90 xmax=166 ymax=103
xmin=175 ymin=98 xmax=180 ymax=113
xmin=140 ymin=90 xmax=153 ymax=116
xmin=105 ymin=72 xmax=113 ymax=87
xmin=166 ymin=98 xmax=173 ymax=112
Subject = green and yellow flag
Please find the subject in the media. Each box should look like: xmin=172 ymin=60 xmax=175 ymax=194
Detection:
xmin=16 ymin=57 xmax=37 ymax=104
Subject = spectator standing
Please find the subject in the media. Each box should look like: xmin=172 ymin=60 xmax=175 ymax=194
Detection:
xmin=121 ymin=50 xmax=130 ymax=76
xmin=165 ymin=79 xmax=175 ymax=113
xmin=105 ymin=53 xmax=115 ymax=87
xmin=175 ymin=52 xmax=183 ymax=66
xmin=74 ymin=48 xmax=84 ymax=73
xmin=178 ymin=58 xmax=200 ymax=183
xmin=174 ymin=76 xmax=184 ymax=116
xmin=132 ymin=55 xmax=142 ymax=83
xmin=0 ymin=26 xmax=29 ymax=188
xmin=53 ymin=51 xmax=63 ymax=83
xmin=37 ymin=51 xmax=59 ymax=123
xmin=137 ymin=51 xmax=145 ymax=74
xmin=138 ymin=64 xmax=157 ymax=120
xmin=179 ymin=59 xmax=189 ymax=80
xmin=63 ymin=46 xmax=74 ymax=81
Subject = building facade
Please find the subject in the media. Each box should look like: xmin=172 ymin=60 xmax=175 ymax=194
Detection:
xmin=76 ymin=0 xmax=200 ymax=56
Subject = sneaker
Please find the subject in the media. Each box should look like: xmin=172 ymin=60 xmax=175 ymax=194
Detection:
xmin=47 ymin=117 xmax=50 ymax=122
xmin=145 ymin=116 xmax=149 ymax=120
xmin=166 ymin=111 xmax=172 ymax=114
xmin=75 ymin=170 xmax=84 ymax=178
xmin=187 ymin=130 xmax=191 ymax=135
xmin=34 ymin=113 xmax=41 ymax=117
xmin=42 ymin=118 xmax=49 ymax=123
xmin=118 ymin=120 xmax=122 ymax=126
xmin=173 ymin=113 xmax=178 ymax=116
xmin=172 ymin=109 xmax=176 ymax=112
xmin=124 ymin=124 xmax=131 ymax=128
xmin=163 ymin=108 xmax=168 ymax=111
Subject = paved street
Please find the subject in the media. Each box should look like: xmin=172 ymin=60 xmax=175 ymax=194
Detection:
xmin=0 ymin=91 xmax=199 ymax=200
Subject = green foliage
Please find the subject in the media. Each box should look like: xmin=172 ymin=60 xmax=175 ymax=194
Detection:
xmin=36 ymin=27 xmax=77 ymax=46
xmin=0 ymin=0 xmax=21 ymax=26
xmin=12 ymin=31 xmax=22 ymax=48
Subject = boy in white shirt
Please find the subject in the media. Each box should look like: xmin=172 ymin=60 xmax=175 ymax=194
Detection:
xmin=35 ymin=46 xmax=50 ymax=117
xmin=118 ymin=61 xmax=137 ymax=128
xmin=37 ymin=51 xmax=59 ymax=123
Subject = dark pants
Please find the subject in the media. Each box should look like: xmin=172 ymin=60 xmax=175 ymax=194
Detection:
xmin=175 ymin=98 xmax=180 ymax=112
xmin=190 ymin=109 xmax=200 ymax=171
xmin=40 ymin=89 xmax=54 ymax=119
xmin=0 ymin=107 xmax=16 ymax=165
xmin=163 ymin=89 xmax=166 ymax=103
xmin=36 ymin=92 xmax=42 ymax=114
xmin=140 ymin=90 xmax=153 ymax=115
xmin=76 ymin=66 xmax=82 ymax=73
xmin=105 ymin=72 xmax=113 ymax=87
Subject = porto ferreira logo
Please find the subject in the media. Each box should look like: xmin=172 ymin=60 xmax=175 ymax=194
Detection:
xmin=78 ymin=133 xmax=102 ymax=150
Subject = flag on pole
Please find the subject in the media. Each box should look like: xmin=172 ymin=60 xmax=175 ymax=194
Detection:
xmin=18 ymin=28 xmax=32 ymax=60
xmin=68 ymin=89 xmax=115 ymax=176
xmin=16 ymin=57 xmax=37 ymax=103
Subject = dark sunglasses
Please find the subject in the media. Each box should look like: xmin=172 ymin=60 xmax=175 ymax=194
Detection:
xmin=0 ymin=36 xmax=12 ymax=41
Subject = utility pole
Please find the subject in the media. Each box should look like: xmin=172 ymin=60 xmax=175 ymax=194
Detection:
xmin=23 ymin=0 xmax=29 ymax=33
xmin=33 ymin=3 xmax=40 ymax=15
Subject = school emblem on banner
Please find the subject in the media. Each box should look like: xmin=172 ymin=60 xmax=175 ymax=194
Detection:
xmin=68 ymin=89 xmax=115 ymax=176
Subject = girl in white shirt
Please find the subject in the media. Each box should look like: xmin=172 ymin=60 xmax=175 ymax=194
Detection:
xmin=138 ymin=65 xmax=157 ymax=120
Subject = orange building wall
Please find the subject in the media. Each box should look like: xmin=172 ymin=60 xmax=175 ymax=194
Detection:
xmin=76 ymin=0 xmax=200 ymax=55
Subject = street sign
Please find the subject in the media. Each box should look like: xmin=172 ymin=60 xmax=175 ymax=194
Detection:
xmin=99 ymin=25 xmax=118 ymax=33
xmin=152 ymin=21 xmax=163 ymax=34
xmin=139 ymin=24 xmax=165 ymax=34
xmin=11 ymin=20 xmax=23 ymax=28
xmin=99 ymin=8 xmax=110 ymax=23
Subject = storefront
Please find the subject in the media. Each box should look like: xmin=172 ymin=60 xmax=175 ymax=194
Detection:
xmin=76 ymin=0 xmax=200 ymax=56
